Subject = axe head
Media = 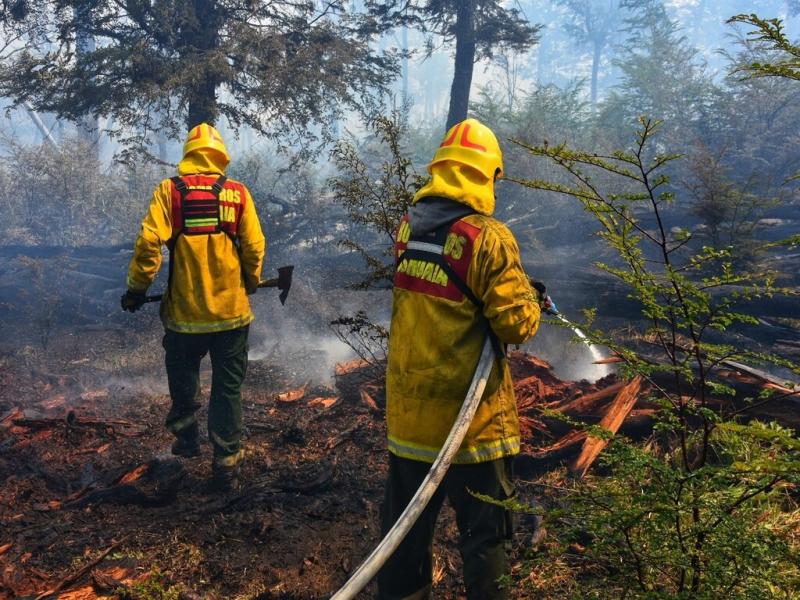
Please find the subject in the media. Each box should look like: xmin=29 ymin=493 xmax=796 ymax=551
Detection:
xmin=277 ymin=265 xmax=293 ymax=305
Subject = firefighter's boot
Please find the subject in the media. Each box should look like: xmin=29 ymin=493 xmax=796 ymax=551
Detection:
xmin=210 ymin=463 xmax=240 ymax=492
xmin=171 ymin=422 xmax=201 ymax=458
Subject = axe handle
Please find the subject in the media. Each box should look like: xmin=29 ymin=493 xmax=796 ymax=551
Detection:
xmin=144 ymin=273 xmax=285 ymax=303
xmin=146 ymin=282 xmax=274 ymax=303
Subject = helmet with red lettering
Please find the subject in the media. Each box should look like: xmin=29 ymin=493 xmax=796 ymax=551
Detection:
xmin=429 ymin=118 xmax=503 ymax=180
xmin=183 ymin=123 xmax=230 ymax=163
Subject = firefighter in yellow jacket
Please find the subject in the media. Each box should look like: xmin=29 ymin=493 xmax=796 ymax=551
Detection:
xmin=378 ymin=119 xmax=543 ymax=599
xmin=121 ymin=123 xmax=265 ymax=491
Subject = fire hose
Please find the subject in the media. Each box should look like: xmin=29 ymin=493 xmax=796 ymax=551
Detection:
xmin=329 ymin=335 xmax=496 ymax=600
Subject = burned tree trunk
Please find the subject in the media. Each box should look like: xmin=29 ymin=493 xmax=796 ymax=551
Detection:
xmin=446 ymin=0 xmax=476 ymax=130
xmin=183 ymin=0 xmax=222 ymax=128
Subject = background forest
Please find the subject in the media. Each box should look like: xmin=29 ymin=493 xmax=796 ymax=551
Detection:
xmin=0 ymin=1 xmax=799 ymax=599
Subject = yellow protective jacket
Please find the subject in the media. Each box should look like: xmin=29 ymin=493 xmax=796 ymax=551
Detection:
xmin=126 ymin=149 xmax=265 ymax=333
xmin=386 ymin=173 xmax=541 ymax=464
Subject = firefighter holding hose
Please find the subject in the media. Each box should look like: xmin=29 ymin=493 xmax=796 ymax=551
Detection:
xmin=379 ymin=118 xmax=544 ymax=599
xmin=120 ymin=123 xmax=265 ymax=492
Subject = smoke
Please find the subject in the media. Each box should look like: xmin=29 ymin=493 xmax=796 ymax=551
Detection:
xmin=524 ymin=315 xmax=613 ymax=383
xmin=246 ymin=273 xmax=390 ymax=385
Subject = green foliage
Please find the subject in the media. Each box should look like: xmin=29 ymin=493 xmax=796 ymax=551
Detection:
xmin=329 ymin=113 xmax=425 ymax=288
xmin=119 ymin=569 xmax=182 ymax=600
xmin=0 ymin=1 xmax=396 ymax=157
xmin=367 ymin=0 xmax=540 ymax=61
xmin=525 ymin=424 xmax=800 ymax=598
xmin=729 ymin=14 xmax=800 ymax=80
xmin=473 ymin=80 xmax=591 ymax=140
xmin=513 ymin=117 xmax=800 ymax=597
xmin=601 ymin=1 xmax=713 ymax=139
xmin=682 ymin=147 xmax=780 ymax=262
xmin=328 ymin=113 xmax=424 ymax=366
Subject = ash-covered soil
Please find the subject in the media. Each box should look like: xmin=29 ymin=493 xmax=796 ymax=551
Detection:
xmin=0 ymin=316 xmax=603 ymax=599
xmin=1 ymin=244 xmax=798 ymax=599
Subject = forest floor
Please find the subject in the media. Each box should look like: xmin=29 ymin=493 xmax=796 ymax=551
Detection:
xmin=1 ymin=245 xmax=798 ymax=599
xmin=0 ymin=318 xmax=612 ymax=600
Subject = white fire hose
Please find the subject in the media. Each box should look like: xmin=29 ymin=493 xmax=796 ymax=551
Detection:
xmin=330 ymin=336 xmax=496 ymax=600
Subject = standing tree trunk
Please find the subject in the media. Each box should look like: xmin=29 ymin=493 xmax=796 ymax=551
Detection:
xmin=590 ymin=37 xmax=603 ymax=113
xmin=401 ymin=25 xmax=409 ymax=108
xmin=446 ymin=0 xmax=476 ymax=130
xmin=183 ymin=0 xmax=222 ymax=129
xmin=74 ymin=6 xmax=99 ymax=156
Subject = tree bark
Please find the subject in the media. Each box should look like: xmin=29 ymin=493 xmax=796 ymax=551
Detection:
xmin=446 ymin=0 xmax=476 ymax=131
xmin=184 ymin=0 xmax=221 ymax=129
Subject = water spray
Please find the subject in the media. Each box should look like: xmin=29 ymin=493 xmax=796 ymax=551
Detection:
xmin=552 ymin=312 xmax=608 ymax=367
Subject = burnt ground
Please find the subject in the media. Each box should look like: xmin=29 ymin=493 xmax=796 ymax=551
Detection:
xmin=0 ymin=315 xmax=602 ymax=600
xmin=1 ymin=244 xmax=799 ymax=599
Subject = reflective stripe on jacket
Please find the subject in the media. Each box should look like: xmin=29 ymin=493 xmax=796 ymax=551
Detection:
xmin=386 ymin=197 xmax=541 ymax=464
xmin=126 ymin=149 xmax=265 ymax=333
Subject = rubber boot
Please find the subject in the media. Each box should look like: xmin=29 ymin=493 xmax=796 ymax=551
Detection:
xmin=171 ymin=422 xmax=200 ymax=458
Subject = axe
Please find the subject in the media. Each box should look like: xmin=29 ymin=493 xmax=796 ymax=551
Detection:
xmin=144 ymin=265 xmax=294 ymax=305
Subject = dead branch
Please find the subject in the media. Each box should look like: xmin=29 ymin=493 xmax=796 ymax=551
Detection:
xmin=33 ymin=537 xmax=126 ymax=600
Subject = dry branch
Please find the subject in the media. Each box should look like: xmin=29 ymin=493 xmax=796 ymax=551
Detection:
xmin=33 ymin=537 xmax=126 ymax=600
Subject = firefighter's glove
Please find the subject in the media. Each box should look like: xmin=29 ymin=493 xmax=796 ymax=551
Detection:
xmin=530 ymin=279 xmax=558 ymax=315
xmin=120 ymin=290 xmax=146 ymax=313
xmin=530 ymin=279 xmax=547 ymax=299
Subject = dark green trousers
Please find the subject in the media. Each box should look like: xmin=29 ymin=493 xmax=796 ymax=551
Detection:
xmin=162 ymin=326 xmax=248 ymax=463
xmin=377 ymin=453 xmax=515 ymax=600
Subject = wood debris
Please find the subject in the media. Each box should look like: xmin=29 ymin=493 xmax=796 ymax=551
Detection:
xmin=571 ymin=375 xmax=643 ymax=478
xmin=307 ymin=396 xmax=338 ymax=409
xmin=593 ymin=356 xmax=624 ymax=364
xmin=32 ymin=538 xmax=126 ymax=600
xmin=551 ymin=381 xmax=626 ymax=415
xmin=359 ymin=388 xmax=380 ymax=413
xmin=275 ymin=382 xmax=310 ymax=403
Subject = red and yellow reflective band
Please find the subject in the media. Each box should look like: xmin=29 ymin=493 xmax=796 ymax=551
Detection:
xmin=394 ymin=215 xmax=481 ymax=303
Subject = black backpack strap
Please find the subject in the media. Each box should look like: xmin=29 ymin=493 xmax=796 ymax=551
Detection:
xmin=211 ymin=174 xmax=227 ymax=195
xmin=170 ymin=175 xmax=188 ymax=197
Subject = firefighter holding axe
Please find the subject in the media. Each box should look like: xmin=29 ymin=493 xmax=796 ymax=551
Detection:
xmin=120 ymin=123 xmax=283 ymax=491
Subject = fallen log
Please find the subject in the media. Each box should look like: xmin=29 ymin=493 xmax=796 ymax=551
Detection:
xmin=571 ymin=375 xmax=643 ymax=479
xmin=552 ymin=381 xmax=626 ymax=415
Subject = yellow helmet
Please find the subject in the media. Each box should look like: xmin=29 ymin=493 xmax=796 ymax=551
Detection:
xmin=429 ymin=118 xmax=503 ymax=180
xmin=183 ymin=123 xmax=230 ymax=162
